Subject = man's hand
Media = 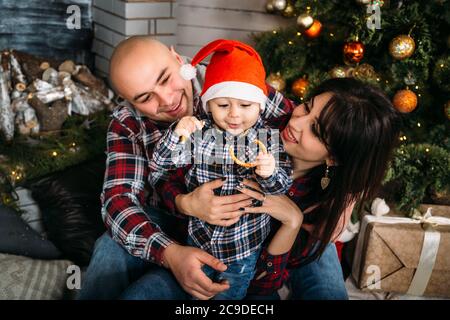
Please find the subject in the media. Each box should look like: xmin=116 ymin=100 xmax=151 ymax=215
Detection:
xmin=163 ymin=243 xmax=230 ymax=300
xmin=175 ymin=178 xmax=253 ymax=226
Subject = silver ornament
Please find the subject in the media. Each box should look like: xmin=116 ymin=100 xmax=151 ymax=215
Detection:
xmin=273 ymin=0 xmax=287 ymax=11
xmin=297 ymin=13 xmax=314 ymax=30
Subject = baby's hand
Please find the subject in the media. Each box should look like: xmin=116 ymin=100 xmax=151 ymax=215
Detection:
xmin=254 ymin=152 xmax=276 ymax=178
xmin=174 ymin=116 xmax=204 ymax=140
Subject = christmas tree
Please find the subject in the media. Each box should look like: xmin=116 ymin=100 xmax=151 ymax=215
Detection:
xmin=255 ymin=0 xmax=449 ymax=214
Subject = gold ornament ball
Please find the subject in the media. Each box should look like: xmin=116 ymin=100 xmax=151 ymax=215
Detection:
xmin=304 ymin=20 xmax=322 ymax=39
xmin=297 ymin=13 xmax=314 ymax=30
xmin=291 ymin=78 xmax=309 ymax=98
xmin=282 ymin=2 xmax=296 ymax=18
xmin=345 ymin=66 xmax=356 ymax=77
xmin=389 ymin=35 xmax=416 ymax=60
xmin=354 ymin=63 xmax=377 ymax=80
xmin=343 ymin=40 xmax=365 ymax=64
xmin=272 ymin=0 xmax=287 ymax=11
xmin=266 ymin=1 xmax=275 ymax=13
xmin=266 ymin=72 xmax=286 ymax=92
xmin=329 ymin=66 xmax=347 ymax=78
xmin=445 ymin=100 xmax=450 ymax=120
xmin=393 ymin=89 xmax=418 ymax=113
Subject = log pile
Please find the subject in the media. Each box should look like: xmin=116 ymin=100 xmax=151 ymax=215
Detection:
xmin=0 ymin=50 xmax=114 ymax=141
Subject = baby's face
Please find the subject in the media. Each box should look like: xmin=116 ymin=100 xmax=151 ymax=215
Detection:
xmin=208 ymin=97 xmax=260 ymax=135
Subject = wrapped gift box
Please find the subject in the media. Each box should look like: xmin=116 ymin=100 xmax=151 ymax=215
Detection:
xmin=352 ymin=205 xmax=450 ymax=298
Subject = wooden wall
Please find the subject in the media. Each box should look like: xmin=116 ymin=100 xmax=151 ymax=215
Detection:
xmin=0 ymin=0 xmax=94 ymax=67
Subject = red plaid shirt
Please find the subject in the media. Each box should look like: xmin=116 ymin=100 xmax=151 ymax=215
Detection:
xmin=100 ymin=63 xmax=296 ymax=266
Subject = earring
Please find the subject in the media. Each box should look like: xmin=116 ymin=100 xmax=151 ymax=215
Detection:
xmin=321 ymin=165 xmax=330 ymax=190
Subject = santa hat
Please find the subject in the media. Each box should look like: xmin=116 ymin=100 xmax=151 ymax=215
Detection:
xmin=180 ymin=39 xmax=268 ymax=112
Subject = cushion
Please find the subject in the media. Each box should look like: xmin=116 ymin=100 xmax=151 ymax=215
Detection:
xmin=0 ymin=205 xmax=61 ymax=259
xmin=15 ymin=187 xmax=46 ymax=237
xmin=27 ymin=155 xmax=107 ymax=267
xmin=0 ymin=253 xmax=72 ymax=300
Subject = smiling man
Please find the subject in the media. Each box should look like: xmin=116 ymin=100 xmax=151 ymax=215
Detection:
xmin=109 ymin=37 xmax=198 ymax=122
xmin=77 ymin=36 xmax=295 ymax=300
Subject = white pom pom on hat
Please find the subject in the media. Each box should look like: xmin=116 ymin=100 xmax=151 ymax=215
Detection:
xmin=180 ymin=63 xmax=197 ymax=80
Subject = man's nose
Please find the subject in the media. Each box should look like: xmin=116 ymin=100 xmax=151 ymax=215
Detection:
xmin=154 ymin=85 xmax=174 ymax=107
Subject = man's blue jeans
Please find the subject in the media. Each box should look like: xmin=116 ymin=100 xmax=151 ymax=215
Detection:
xmin=77 ymin=208 xmax=348 ymax=300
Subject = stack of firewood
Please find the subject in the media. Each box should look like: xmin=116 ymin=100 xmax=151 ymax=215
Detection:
xmin=0 ymin=50 xmax=114 ymax=141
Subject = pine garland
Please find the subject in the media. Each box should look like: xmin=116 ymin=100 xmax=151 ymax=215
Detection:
xmin=0 ymin=109 xmax=109 ymax=188
xmin=384 ymin=144 xmax=450 ymax=215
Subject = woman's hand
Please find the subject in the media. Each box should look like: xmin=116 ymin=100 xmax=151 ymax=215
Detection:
xmin=236 ymin=179 xmax=303 ymax=256
xmin=236 ymin=179 xmax=303 ymax=229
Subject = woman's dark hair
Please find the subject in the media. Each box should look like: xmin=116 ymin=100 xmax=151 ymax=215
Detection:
xmin=296 ymin=77 xmax=402 ymax=265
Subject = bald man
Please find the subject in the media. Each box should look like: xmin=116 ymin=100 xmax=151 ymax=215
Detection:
xmin=109 ymin=37 xmax=196 ymax=122
xmin=77 ymin=36 xmax=295 ymax=300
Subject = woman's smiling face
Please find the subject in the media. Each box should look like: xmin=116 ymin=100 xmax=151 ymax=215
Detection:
xmin=281 ymin=92 xmax=333 ymax=164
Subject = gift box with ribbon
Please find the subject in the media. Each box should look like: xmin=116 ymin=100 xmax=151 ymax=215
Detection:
xmin=352 ymin=205 xmax=450 ymax=298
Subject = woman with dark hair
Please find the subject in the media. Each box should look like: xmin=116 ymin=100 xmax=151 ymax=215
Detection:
xmin=118 ymin=77 xmax=401 ymax=300
xmin=239 ymin=77 xmax=401 ymax=299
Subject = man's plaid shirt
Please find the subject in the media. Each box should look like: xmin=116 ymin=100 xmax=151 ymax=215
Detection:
xmin=100 ymin=60 xmax=296 ymax=266
xmin=149 ymin=116 xmax=293 ymax=264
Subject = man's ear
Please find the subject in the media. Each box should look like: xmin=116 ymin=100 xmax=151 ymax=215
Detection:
xmin=170 ymin=45 xmax=183 ymax=65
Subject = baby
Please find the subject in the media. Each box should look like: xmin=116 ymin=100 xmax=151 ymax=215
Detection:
xmin=150 ymin=39 xmax=292 ymax=300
